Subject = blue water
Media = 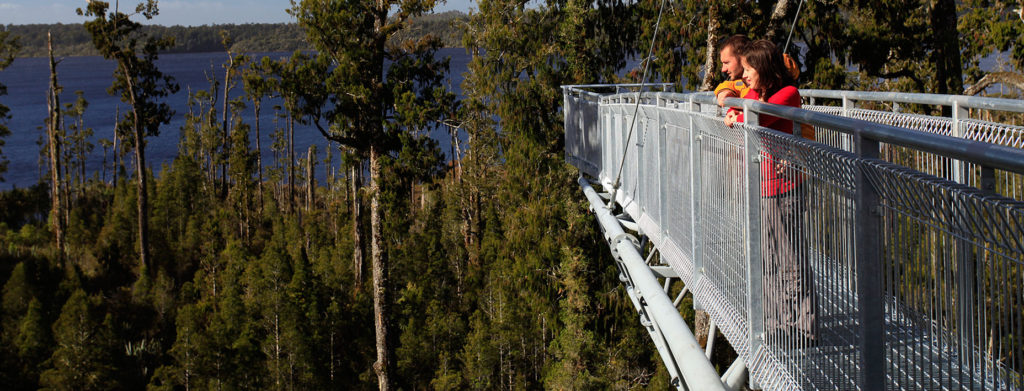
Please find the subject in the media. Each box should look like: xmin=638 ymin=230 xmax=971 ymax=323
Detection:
xmin=0 ymin=48 xmax=472 ymax=190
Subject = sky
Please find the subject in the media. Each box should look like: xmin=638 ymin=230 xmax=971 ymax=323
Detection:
xmin=0 ymin=0 xmax=475 ymax=26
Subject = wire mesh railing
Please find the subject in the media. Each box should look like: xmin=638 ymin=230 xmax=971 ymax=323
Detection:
xmin=563 ymin=85 xmax=1024 ymax=390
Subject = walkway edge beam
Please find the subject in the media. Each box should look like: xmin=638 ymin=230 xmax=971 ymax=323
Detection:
xmin=579 ymin=176 xmax=728 ymax=391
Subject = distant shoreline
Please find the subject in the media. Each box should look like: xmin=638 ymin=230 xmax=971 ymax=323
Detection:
xmin=3 ymin=11 xmax=467 ymax=58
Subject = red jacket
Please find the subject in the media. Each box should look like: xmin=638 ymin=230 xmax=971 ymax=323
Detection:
xmin=733 ymin=86 xmax=802 ymax=197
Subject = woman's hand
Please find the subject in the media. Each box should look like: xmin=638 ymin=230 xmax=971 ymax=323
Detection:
xmin=724 ymin=110 xmax=739 ymax=127
xmin=775 ymin=159 xmax=792 ymax=176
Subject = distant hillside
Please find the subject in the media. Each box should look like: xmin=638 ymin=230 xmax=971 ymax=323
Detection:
xmin=4 ymin=11 xmax=467 ymax=58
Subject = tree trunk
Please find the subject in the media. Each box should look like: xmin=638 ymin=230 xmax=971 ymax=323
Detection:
xmin=289 ymin=114 xmax=295 ymax=212
xmin=699 ymin=3 xmax=720 ymax=92
xmin=326 ymin=142 xmax=333 ymax=188
xmin=134 ymin=118 xmax=149 ymax=270
xmin=930 ymin=0 xmax=962 ymax=99
xmin=46 ymin=32 xmax=65 ymax=259
xmin=765 ymin=0 xmax=794 ymax=41
xmin=369 ymin=145 xmax=392 ymax=391
xmin=122 ymin=66 xmax=149 ymax=270
xmin=113 ymin=107 xmax=119 ymax=184
xmin=254 ymin=100 xmax=264 ymax=213
xmin=307 ymin=145 xmax=315 ymax=211
xmin=221 ymin=57 xmax=232 ymax=199
xmin=350 ymin=163 xmax=364 ymax=288
xmin=964 ymin=71 xmax=1024 ymax=96
xmin=77 ymin=116 xmax=86 ymax=197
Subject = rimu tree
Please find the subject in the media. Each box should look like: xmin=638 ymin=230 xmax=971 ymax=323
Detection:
xmin=79 ymin=0 xmax=179 ymax=271
xmin=290 ymin=1 xmax=454 ymax=388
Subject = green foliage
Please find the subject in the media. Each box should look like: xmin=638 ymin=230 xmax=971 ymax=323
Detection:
xmin=63 ymin=91 xmax=94 ymax=191
xmin=79 ymin=1 xmax=179 ymax=145
xmin=0 ymin=184 xmax=50 ymax=230
xmin=959 ymin=0 xmax=1024 ymax=83
xmin=39 ymin=289 xmax=119 ymax=391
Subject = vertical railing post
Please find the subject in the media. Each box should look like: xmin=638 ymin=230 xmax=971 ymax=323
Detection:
xmin=951 ymin=100 xmax=968 ymax=185
xmin=602 ymin=103 xmax=610 ymax=181
xmin=659 ymin=105 xmax=668 ymax=240
xmin=563 ymin=88 xmax=575 ymax=165
xmin=688 ymin=96 xmax=703 ymax=287
xmin=742 ymin=102 xmax=764 ymax=390
xmin=854 ymin=128 xmax=885 ymax=390
xmin=952 ymin=101 xmax=975 ymax=380
xmin=955 ymin=164 xmax=992 ymax=376
xmin=652 ymin=96 xmax=666 ymax=225
xmin=842 ymin=96 xmax=854 ymax=151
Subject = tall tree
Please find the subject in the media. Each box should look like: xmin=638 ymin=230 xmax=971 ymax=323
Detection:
xmin=218 ymin=31 xmax=246 ymax=198
xmin=45 ymin=32 xmax=66 ymax=258
xmin=290 ymin=1 xmax=453 ymax=388
xmin=242 ymin=56 xmax=277 ymax=211
xmin=79 ymin=0 xmax=179 ymax=271
xmin=64 ymin=91 xmax=93 ymax=196
xmin=346 ymin=151 xmax=364 ymax=288
xmin=457 ymin=0 xmax=648 ymax=388
xmin=269 ymin=51 xmax=327 ymax=211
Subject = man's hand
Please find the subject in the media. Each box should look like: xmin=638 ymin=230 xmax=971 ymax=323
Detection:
xmin=724 ymin=110 xmax=739 ymax=127
xmin=717 ymin=89 xmax=738 ymax=107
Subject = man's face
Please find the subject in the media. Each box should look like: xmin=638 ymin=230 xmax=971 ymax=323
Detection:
xmin=720 ymin=46 xmax=743 ymax=81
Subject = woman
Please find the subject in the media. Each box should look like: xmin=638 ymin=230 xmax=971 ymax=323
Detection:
xmin=725 ymin=40 xmax=818 ymax=347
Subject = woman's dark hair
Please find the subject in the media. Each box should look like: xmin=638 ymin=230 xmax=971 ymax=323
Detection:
xmin=735 ymin=40 xmax=794 ymax=97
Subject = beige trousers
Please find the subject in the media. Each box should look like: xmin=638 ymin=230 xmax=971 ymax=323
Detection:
xmin=761 ymin=187 xmax=818 ymax=344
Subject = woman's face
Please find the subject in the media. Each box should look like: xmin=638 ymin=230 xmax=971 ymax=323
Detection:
xmin=741 ymin=56 xmax=760 ymax=91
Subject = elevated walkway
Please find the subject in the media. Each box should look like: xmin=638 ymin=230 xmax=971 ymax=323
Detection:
xmin=563 ymin=85 xmax=1024 ymax=390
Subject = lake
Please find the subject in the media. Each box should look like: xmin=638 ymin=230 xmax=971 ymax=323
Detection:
xmin=0 ymin=48 xmax=472 ymax=190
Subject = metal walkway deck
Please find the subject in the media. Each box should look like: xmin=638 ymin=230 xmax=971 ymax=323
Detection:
xmin=563 ymin=85 xmax=1024 ymax=390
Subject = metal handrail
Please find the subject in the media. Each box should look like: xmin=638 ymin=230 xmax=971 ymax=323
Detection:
xmin=801 ymin=89 xmax=1024 ymax=113
xmin=562 ymin=83 xmax=674 ymax=90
